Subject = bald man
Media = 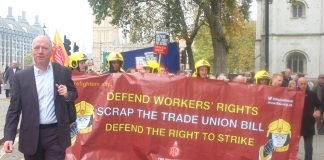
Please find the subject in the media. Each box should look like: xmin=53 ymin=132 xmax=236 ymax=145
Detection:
xmin=298 ymin=77 xmax=321 ymax=160
xmin=3 ymin=35 xmax=77 ymax=160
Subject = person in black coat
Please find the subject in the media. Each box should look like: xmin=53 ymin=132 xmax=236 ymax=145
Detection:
xmin=4 ymin=61 xmax=20 ymax=98
xmin=298 ymin=77 xmax=321 ymax=160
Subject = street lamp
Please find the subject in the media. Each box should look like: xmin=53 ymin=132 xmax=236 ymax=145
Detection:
xmin=264 ymin=0 xmax=270 ymax=71
xmin=42 ymin=24 xmax=46 ymax=35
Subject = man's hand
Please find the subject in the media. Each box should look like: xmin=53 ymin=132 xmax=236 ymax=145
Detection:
xmin=56 ymin=84 xmax=68 ymax=99
xmin=3 ymin=140 xmax=13 ymax=153
xmin=313 ymin=110 xmax=321 ymax=118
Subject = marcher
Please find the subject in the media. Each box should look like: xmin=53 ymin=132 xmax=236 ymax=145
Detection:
xmin=192 ymin=59 xmax=211 ymax=79
xmin=0 ymin=70 xmax=3 ymax=94
xmin=69 ymin=52 xmax=88 ymax=73
xmin=217 ymin=73 xmax=229 ymax=82
xmin=106 ymin=52 xmax=124 ymax=73
xmin=4 ymin=61 xmax=20 ymax=98
xmin=271 ymin=73 xmax=284 ymax=87
xmin=254 ymin=70 xmax=270 ymax=85
xmin=244 ymin=71 xmax=254 ymax=84
xmin=298 ymin=77 xmax=321 ymax=160
xmin=233 ymin=75 xmax=246 ymax=83
xmin=282 ymin=68 xmax=292 ymax=87
xmin=3 ymin=35 xmax=78 ymax=160
xmin=313 ymin=74 xmax=324 ymax=135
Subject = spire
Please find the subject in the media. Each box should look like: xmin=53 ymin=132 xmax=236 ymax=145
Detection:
xmin=6 ymin=7 xmax=15 ymax=21
xmin=33 ymin=15 xmax=41 ymax=27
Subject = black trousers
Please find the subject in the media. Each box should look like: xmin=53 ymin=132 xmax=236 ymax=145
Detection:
xmin=5 ymin=89 xmax=9 ymax=97
xmin=24 ymin=124 xmax=66 ymax=160
xmin=302 ymin=135 xmax=313 ymax=160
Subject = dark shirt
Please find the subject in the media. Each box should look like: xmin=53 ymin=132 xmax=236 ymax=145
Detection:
xmin=282 ymin=77 xmax=292 ymax=87
xmin=301 ymin=89 xmax=321 ymax=136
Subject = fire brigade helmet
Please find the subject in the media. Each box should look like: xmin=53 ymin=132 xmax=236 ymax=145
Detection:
xmin=106 ymin=52 xmax=124 ymax=68
xmin=266 ymin=119 xmax=291 ymax=152
xmin=254 ymin=70 xmax=270 ymax=84
xmin=193 ymin=59 xmax=210 ymax=77
xmin=75 ymin=101 xmax=95 ymax=134
xmin=69 ymin=52 xmax=88 ymax=69
xmin=147 ymin=60 xmax=160 ymax=74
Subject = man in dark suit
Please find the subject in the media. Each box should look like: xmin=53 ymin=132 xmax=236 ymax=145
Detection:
xmin=298 ymin=77 xmax=321 ymax=160
xmin=4 ymin=61 xmax=20 ymax=98
xmin=3 ymin=35 xmax=77 ymax=160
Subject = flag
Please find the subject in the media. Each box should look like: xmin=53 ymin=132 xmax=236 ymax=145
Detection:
xmin=51 ymin=30 xmax=69 ymax=66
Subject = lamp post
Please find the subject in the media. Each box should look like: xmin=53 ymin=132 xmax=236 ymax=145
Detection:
xmin=265 ymin=0 xmax=293 ymax=71
xmin=42 ymin=24 xmax=46 ymax=35
xmin=265 ymin=0 xmax=270 ymax=71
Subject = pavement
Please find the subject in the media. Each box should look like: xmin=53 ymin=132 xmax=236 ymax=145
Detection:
xmin=0 ymin=90 xmax=323 ymax=160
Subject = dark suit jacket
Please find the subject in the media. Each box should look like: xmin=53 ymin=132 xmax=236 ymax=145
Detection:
xmin=301 ymin=89 xmax=321 ymax=136
xmin=4 ymin=67 xmax=20 ymax=85
xmin=4 ymin=62 xmax=77 ymax=155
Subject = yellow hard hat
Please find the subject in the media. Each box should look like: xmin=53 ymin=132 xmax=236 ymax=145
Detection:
xmin=254 ymin=70 xmax=270 ymax=84
xmin=75 ymin=101 xmax=94 ymax=134
xmin=267 ymin=119 xmax=291 ymax=152
xmin=267 ymin=119 xmax=291 ymax=136
xmin=193 ymin=59 xmax=210 ymax=77
xmin=69 ymin=52 xmax=88 ymax=69
xmin=106 ymin=52 xmax=123 ymax=67
xmin=147 ymin=60 xmax=160 ymax=74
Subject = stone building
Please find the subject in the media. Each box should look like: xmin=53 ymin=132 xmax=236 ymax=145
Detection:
xmin=92 ymin=17 xmax=152 ymax=71
xmin=255 ymin=0 xmax=324 ymax=79
xmin=0 ymin=7 xmax=43 ymax=71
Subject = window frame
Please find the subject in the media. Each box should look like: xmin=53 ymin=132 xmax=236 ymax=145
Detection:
xmin=291 ymin=1 xmax=306 ymax=18
xmin=286 ymin=52 xmax=307 ymax=74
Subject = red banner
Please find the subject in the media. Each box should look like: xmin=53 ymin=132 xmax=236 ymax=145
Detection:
xmin=66 ymin=73 xmax=305 ymax=160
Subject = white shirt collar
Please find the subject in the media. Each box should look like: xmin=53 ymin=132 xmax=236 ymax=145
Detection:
xmin=34 ymin=62 xmax=52 ymax=75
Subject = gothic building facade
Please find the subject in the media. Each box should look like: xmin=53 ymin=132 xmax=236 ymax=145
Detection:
xmin=255 ymin=0 xmax=324 ymax=79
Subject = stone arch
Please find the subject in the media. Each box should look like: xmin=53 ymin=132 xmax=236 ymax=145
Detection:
xmin=283 ymin=50 xmax=308 ymax=74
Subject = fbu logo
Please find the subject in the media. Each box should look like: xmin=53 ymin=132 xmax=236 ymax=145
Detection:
xmin=169 ymin=141 xmax=180 ymax=158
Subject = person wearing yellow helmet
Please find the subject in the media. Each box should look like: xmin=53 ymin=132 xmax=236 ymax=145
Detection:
xmin=258 ymin=119 xmax=291 ymax=160
xmin=106 ymin=52 xmax=124 ymax=73
xmin=147 ymin=60 xmax=161 ymax=74
xmin=69 ymin=52 xmax=88 ymax=72
xmin=255 ymin=70 xmax=270 ymax=85
xmin=192 ymin=59 xmax=211 ymax=79
xmin=140 ymin=60 xmax=161 ymax=74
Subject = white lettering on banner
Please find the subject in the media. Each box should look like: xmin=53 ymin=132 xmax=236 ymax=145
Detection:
xmin=201 ymin=116 xmax=237 ymax=128
xmin=97 ymin=107 xmax=134 ymax=116
xmin=161 ymin=112 xmax=199 ymax=124
xmin=267 ymin=96 xmax=293 ymax=107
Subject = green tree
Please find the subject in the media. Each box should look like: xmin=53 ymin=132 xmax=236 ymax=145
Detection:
xmin=23 ymin=53 xmax=33 ymax=67
xmin=192 ymin=0 xmax=252 ymax=74
xmin=194 ymin=21 xmax=255 ymax=74
xmin=227 ymin=21 xmax=256 ymax=73
xmin=88 ymin=0 xmax=204 ymax=70
xmin=88 ymin=0 xmax=252 ymax=72
xmin=193 ymin=25 xmax=213 ymax=69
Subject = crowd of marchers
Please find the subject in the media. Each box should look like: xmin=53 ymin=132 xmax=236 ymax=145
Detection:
xmin=70 ymin=53 xmax=324 ymax=160
xmin=4 ymin=35 xmax=323 ymax=160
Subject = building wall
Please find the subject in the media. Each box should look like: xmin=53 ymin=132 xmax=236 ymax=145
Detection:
xmin=92 ymin=17 xmax=153 ymax=71
xmin=0 ymin=20 xmax=41 ymax=72
xmin=255 ymin=0 xmax=324 ymax=79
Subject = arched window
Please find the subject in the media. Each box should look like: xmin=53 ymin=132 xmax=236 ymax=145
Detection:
xmin=286 ymin=52 xmax=307 ymax=73
xmin=292 ymin=1 xmax=306 ymax=18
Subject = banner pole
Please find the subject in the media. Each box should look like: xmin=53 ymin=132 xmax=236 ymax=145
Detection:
xmin=158 ymin=54 xmax=161 ymax=65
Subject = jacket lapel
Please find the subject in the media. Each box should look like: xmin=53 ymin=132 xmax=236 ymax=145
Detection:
xmin=30 ymin=66 xmax=39 ymax=106
xmin=52 ymin=62 xmax=59 ymax=101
